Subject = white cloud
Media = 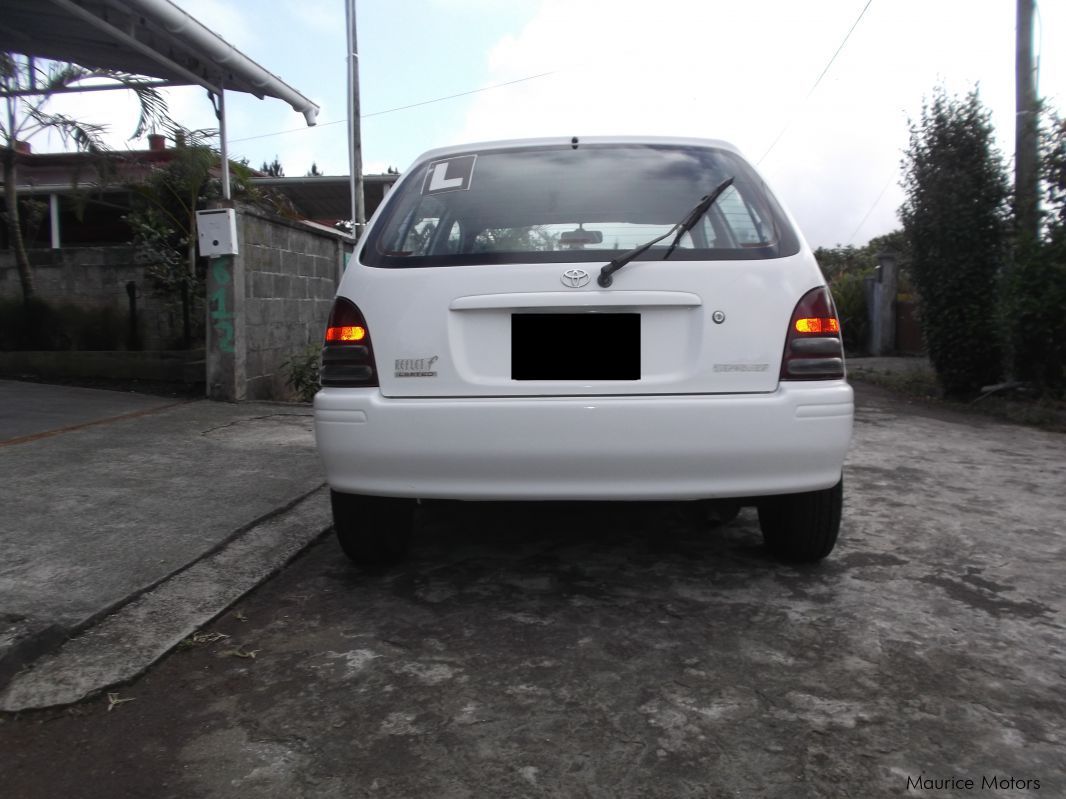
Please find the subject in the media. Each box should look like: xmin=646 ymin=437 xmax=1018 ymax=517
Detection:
xmin=453 ymin=0 xmax=1061 ymax=248
xmin=429 ymin=0 xmax=538 ymax=12
xmin=17 ymin=0 xmax=1066 ymax=249
xmin=177 ymin=0 xmax=258 ymax=53
xmin=38 ymin=81 xmax=160 ymax=151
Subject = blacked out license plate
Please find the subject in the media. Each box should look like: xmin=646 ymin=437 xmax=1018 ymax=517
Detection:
xmin=511 ymin=313 xmax=640 ymax=380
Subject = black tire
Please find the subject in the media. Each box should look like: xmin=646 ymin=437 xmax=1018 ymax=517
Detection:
xmin=331 ymin=490 xmax=415 ymax=567
xmin=757 ymin=477 xmax=843 ymax=562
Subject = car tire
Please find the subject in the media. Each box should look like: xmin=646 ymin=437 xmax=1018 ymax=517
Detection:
xmin=757 ymin=477 xmax=842 ymax=562
xmin=331 ymin=490 xmax=415 ymax=567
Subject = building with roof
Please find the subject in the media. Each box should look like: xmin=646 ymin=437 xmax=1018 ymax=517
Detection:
xmin=0 ymin=0 xmax=385 ymax=399
xmin=0 ymin=136 xmax=397 ymax=250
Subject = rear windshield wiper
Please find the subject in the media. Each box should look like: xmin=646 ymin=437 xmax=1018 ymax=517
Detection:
xmin=597 ymin=177 xmax=735 ymax=288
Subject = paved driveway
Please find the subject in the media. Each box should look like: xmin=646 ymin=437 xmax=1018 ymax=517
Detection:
xmin=3 ymin=384 xmax=1064 ymax=798
xmin=0 ymin=379 xmax=176 ymax=442
xmin=0 ymin=381 xmax=327 ymax=693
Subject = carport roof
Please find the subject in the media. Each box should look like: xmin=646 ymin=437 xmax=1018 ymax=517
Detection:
xmin=0 ymin=0 xmax=319 ymax=125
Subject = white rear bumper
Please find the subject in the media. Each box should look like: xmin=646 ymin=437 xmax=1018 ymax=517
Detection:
xmin=314 ymin=382 xmax=853 ymax=501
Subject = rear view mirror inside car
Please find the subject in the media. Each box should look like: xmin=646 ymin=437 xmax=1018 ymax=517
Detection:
xmin=559 ymin=226 xmax=604 ymax=247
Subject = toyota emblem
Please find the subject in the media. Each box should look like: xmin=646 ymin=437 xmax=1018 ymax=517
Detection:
xmin=561 ymin=268 xmax=591 ymax=288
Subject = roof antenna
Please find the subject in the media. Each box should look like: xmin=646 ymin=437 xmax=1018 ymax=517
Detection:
xmin=571 ymin=136 xmax=579 ymax=149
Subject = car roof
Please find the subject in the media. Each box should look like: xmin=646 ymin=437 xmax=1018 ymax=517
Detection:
xmin=413 ymin=136 xmax=743 ymax=164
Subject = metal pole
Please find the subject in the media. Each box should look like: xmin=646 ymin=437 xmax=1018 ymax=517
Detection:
xmin=1015 ymin=0 xmax=1039 ymax=243
xmin=876 ymin=251 xmax=898 ymax=356
xmin=49 ymin=193 xmax=60 ymax=250
xmin=0 ymin=80 xmax=181 ymax=99
xmin=218 ymin=87 xmax=232 ymax=201
xmin=346 ymin=0 xmax=365 ymax=237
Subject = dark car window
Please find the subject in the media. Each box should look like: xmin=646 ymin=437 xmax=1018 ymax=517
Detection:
xmin=362 ymin=143 xmax=800 ymax=267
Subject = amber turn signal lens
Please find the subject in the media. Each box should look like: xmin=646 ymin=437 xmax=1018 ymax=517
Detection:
xmin=325 ymin=325 xmax=367 ymax=342
xmin=794 ymin=318 xmax=840 ymax=335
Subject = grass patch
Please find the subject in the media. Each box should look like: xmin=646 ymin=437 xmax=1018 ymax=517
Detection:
xmin=850 ymin=364 xmax=1066 ymax=433
xmin=972 ymin=393 xmax=1066 ymax=432
xmin=850 ymin=366 xmax=941 ymax=399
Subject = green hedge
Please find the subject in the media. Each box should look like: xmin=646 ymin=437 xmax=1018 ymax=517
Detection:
xmin=830 ymin=271 xmax=871 ymax=355
xmin=1008 ymin=239 xmax=1066 ymax=391
xmin=901 ymin=89 xmax=1009 ymax=397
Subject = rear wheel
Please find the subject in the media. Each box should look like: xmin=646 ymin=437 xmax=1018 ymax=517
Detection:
xmin=757 ymin=477 xmax=842 ymax=562
xmin=331 ymin=490 xmax=415 ymax=567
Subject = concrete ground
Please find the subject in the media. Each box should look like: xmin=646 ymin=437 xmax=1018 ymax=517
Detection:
xmin=0 ymin=378 xmax=178 ymax=441
xmin=0 ymin=380 xmax=328 ymax=692
xmin=1 ymin=382 xmax=1063 ymax=798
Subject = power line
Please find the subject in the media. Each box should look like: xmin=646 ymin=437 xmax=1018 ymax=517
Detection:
xmin=229 ymin=118 xmax=341 ymax=144
xmin=848 ymin=175 xmax=894 ymax=245
xmin=758 ymin=0 xmax=875 ymax=164
xmin=228 ymin=70 xmax=558 ymax=144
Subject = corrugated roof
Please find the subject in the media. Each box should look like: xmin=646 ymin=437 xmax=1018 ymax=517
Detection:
xmin=0 ymin=0 xmax=319 ymax=124
xmin=2 ymin=146 xmax=398 ymax=223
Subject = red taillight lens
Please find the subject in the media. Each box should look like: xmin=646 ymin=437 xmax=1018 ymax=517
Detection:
xmin=794 ymin=317 xmax=840 ymax=335
xmin=320 ymin=298 xmax=379 ymax=387
xmin=325 ymin=325 xmax=367 ymax=343
xmin=781 ymin=287 xmax=845 ymax=381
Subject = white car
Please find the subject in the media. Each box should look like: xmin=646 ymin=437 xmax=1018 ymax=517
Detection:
xmin=314 ymin=136 xmax=853 ymax=565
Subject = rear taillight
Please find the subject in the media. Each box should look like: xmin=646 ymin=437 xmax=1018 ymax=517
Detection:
xmin=320 ymin=297 xmax=379 ymax=387
xmin=780 ymin=287 xmax=845 ymax=381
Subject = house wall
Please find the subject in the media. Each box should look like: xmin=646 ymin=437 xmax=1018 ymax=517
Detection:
xmin=0 ymin=246 xmax=195 ymax=350
xmin=2 ymin=207 xmax=351 ymax=399
xmin=206 ymin=206 xmax=350 ymax=401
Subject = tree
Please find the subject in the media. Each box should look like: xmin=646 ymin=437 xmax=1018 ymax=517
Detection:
xmin=1044 ymin=115 xmax=1066 ymax=231
xmin=1 ymin=52 xmax=169 ymax=302
xmin=127 ymin=143 xmax=215 ymax=347
xmin=900 ymin=88 xmax=1010 ymax=397
xmin=260 ymin=156 xmax=284 ymax=177
xmin=812 ymin=244 xmax=867 ymax=283
xmin=127 ymin=134 xmax=255 ymax=348
xmin=474 ymin=226 xmax=556 ymax=253
xmin=814 ymin=231 xmax=912 ymax=356
xmin=1006 ymin=112 xmax=1066 ymax=389
xmin=306 ymin=161 xmax=322 ymax=176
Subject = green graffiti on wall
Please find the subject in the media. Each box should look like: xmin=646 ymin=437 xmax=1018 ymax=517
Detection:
xmin=209 ymin=258 xmax=235 ymax=354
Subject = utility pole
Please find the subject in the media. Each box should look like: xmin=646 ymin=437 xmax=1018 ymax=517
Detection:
xmin=346 ymin=0 xmax=365 ymax=238
xmin=1015 ymin=0 xmax=1039 ymax=243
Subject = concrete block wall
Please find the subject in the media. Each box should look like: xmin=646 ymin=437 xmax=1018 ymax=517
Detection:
xmin=0 ymin=247 xmax=195 ymax=350
xmin=206 ymin=206 xmax=350 ymax=401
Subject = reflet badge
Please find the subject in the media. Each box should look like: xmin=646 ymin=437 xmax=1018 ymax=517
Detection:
xmin=422 ymin=155 xmax=477 ymax=195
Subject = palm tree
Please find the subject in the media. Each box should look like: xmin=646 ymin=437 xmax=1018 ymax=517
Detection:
xmin=1 ymin=52 xmax=170 ymax=302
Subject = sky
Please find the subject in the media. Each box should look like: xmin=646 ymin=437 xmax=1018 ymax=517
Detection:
xmin=37 ymin=0 xmax=1066 ymax=249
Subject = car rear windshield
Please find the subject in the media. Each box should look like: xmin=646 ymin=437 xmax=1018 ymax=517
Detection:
xmin=361 ymin=143 xmax=800 ymax=268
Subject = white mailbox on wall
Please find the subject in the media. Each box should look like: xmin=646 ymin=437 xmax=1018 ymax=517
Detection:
xmin=196 ymin=209 xmax=239 ymax=256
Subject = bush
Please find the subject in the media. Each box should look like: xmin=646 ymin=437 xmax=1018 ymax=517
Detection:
xmin=284 ymin=344 xmax=321 ymax=402
xmin=830 ymin=271 xmax=871 ymax=355
xmin=1008 ymin=238 xmax=1066 ymax=391
xmin=1006 ymin=115 xmax=1066 ymax=393
xmin=901 ymin=88 xmax=1010 ymax=397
